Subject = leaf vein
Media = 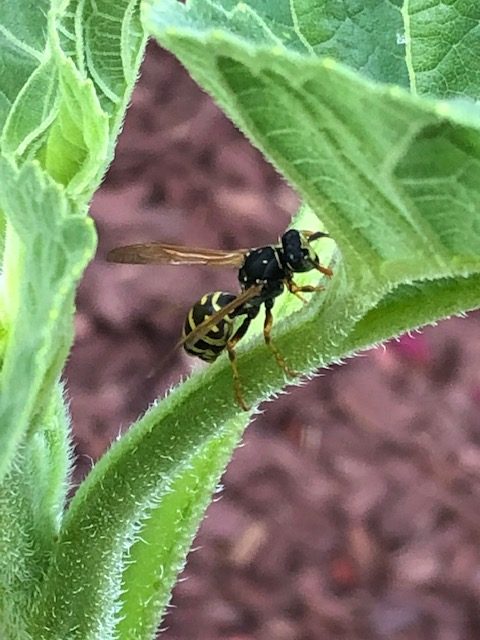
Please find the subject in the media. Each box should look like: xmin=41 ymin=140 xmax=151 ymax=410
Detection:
xmin=0 ymin=25 xmax=43 ymax=63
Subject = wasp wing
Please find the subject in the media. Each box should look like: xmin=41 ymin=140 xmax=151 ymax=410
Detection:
xmin=107 ymin=242 xmax=247 ymax=267
xmin=178 ymin=284 xmax=263 ymax=350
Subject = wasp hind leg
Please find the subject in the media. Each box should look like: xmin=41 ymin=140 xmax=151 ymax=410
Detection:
xmin=263 ymin=304 xmax=297 ymax=378
xmin=226 ymin=317 xmax=252 ymax=411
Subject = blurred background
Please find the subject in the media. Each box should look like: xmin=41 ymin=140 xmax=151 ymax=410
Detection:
xmin=66 ymin=43 xmax=480 ymax=640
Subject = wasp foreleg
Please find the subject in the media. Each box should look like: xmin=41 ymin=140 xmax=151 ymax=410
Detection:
xmin=286 ymin=278 xmax=325 ymax=303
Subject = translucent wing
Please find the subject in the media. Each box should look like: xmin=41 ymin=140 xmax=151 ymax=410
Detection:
xmin=107 ymin=242 xmax=247 ymax=267
xmin=178 ymin=284 xmax=263 ymax=350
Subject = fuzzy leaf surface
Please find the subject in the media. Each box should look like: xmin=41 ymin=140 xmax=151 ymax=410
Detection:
xmin=1 ymin=1 xmax=146 ymax=202
xmin=0 ymin=384 xmax=72 ymax=640
xmin=0 ymin=158 xmax=96 ymax=480
xmin=30 ymin=410 xmax=250 ymax=640
xmin=404 ymin=0 xmax=480 ymax=98
xmin=0 ymin=0 xmax=49 ymax=132
xmin=56 ymin=0 xmax=147 ymax=168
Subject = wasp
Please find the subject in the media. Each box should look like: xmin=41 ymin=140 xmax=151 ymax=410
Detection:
xmin=107 ymin=229 xmax=332 ymax=410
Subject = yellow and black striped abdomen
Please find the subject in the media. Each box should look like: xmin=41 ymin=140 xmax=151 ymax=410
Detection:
xmin=183 ymin=292 xmax=237 ymax=362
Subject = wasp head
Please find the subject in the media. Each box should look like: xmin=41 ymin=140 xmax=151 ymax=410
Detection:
xmin=281 ymin=229 xmax=330 ymax=274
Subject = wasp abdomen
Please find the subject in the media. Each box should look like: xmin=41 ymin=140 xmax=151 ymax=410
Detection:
xmin=183 ymin=292 xmax=237 ymax=362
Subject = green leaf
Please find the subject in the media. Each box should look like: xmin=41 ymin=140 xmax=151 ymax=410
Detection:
xmin=111 ymin=417 xmax=248 ymax=640
xmin=153 ymin=0 xmax=408 ymax=86
xmin=0 ymin=384 xmax=72 ymax=640
xmin=1 ymin=2 xmax=147 ymax=204
xmin=27 ymin=382 xmax=74 ymax=548
xmin=0 ymin=446 xmax=45 ymax=640
xmin=47 ymin=0 xmax=147 ymax=196
xmin=347 ymin=273 xmax=480 ymax=353
xmin=58 ymin=0 xmax=146 ymax=115
xmin=0 ymin=0 xmax=49 ymax=132
xmin=2 ymin=32 xmax=110 ymax=204
xmin=291 ymin=0 xmax=408 ymax=85
xmin=38 ymin=57 xmax=110 ymax=202
xmin=1 ymin=56 xmax=59 ymax=160
xmin=56 ymin=0 xmax=147 ymax=162
xmin=0 ymin=158 xmax=96 ymax=481
xmin=404 ymin=0 xmax=480 ymax=99
xmin=30 ymin=407 xmax=250 ymax=640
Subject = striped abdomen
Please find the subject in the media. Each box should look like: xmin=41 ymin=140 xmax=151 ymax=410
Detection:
xmin=183 ymin=292 xmax=237 ymax=362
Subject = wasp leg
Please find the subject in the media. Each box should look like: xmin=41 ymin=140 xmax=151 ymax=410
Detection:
xmin=263 ymin=304 xmax=298 ymax=378
xmin=286 ymin=279 xmax=325 ymax=303
xmin=316 ymin=264 xmax=333 ymax=277
xmin=226 ymin=317 xmax=252 ymax=411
